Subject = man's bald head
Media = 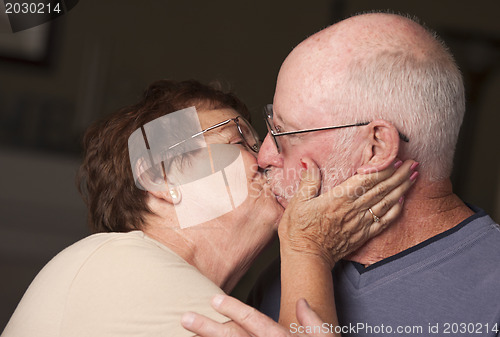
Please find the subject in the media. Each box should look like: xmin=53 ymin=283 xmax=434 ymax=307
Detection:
xmin=274 ymin=13 xmax=464 ymax=181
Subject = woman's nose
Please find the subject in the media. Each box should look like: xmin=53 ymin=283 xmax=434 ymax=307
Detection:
xmin=257 ymin=134 xmax=283 ymax=169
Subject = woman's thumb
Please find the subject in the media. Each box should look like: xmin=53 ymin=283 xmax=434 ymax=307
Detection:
xmin=294 ymin=158 xmax=321 ymax=202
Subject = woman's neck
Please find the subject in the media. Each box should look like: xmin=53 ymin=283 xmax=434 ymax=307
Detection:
xmin=142 ymin=222 xmax=255 ymax=294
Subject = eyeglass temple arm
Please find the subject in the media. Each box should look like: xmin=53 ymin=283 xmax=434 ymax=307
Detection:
xmin=271 ymin=122 xmax=369 ymax=136
xmin=167 ymin=119 xmax=233 ymax=150
xmin=272 ymin=122 xmax=409 ymax=143
xmin=398 ymin=132 xmax=410 ymax=143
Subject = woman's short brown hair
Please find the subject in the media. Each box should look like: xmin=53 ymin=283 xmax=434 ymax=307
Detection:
xmin=77 ymin=79 xmax=250 ymax=233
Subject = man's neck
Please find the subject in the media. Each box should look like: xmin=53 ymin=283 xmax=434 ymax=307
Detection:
xmin=347 ymin=178 xmax=475 ymax=267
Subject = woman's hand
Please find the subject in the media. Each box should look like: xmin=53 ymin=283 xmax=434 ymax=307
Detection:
xmin=181 ymin=294 xmax=333 ymax=337
xmin=278 ymin=159 xmax=418 ymax=269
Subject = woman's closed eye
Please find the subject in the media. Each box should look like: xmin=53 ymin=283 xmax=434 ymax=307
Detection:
xmin=229 ymin=137 xmax=245 ymax=146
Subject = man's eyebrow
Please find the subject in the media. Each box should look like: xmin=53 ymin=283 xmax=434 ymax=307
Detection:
xmin=274 ymin=113 xmax=295 ymax=131
xmin=272 ymin=108 xmax=287 ymax=127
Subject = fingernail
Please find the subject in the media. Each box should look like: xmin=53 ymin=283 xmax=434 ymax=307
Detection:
xmin=300 ymin=159 xmax=308 ymax=169
xmin=410 ymin=162 xmax=419 ymax=171
xmin=394 ymin=160 xmax=403 ymax=169
xmin=410 ymin=171 xmax=419 ymax=182
xmin=399 ymin=196 xmax=405 ymax=205
xmin=212 ymin=294 xmax=225 ymax=308
xmin=181 ymin=312 xmax=195 ymax=327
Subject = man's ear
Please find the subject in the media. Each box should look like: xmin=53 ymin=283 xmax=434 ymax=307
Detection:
xmin=357 ymin=119 xmax=400 ymax=174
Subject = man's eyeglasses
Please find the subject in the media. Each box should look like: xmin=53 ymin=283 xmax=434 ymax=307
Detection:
xmin=263 ymin=104 xmax=409 ymax=154
xmin=168 ymin=116 xmax=260 ymax=153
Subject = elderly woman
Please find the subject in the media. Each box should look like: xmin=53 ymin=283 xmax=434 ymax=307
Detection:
xmin=2 ymin=80 xmax=416 ymax=337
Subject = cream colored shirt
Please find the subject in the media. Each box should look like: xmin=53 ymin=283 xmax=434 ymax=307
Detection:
xmin=2 ymin=231 xmax=229 ymax=337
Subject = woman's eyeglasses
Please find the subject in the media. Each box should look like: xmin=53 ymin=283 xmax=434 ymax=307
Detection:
xmin=168 ymin=116 xmax=260 ymax=153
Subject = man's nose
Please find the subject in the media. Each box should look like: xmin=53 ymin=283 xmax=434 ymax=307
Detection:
xmin=257 ymin=134 xmax=283 ymax=169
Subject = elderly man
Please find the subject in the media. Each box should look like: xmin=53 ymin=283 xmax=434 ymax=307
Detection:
xmin=182 ymin=12 xmax=500 ymax=337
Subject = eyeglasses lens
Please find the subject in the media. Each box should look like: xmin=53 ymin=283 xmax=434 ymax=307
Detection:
xmin=237 ymin=117 xmax=260 ymax=152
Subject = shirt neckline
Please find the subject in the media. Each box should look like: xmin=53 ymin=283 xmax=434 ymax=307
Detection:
xmin=350 ymin=207 xmax=487 ymax=275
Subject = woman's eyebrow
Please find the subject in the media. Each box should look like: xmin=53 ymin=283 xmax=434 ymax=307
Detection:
xmin=203 ymin=122 xmax=237 ymax=137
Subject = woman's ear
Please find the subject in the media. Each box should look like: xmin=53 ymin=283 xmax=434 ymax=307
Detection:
xmin=135 ymin=159 xmax=182 ymax=205
xmin=357 ymin=119 xmax=400 ymax=174
xmin=148 ymin=185 xmax=182 ymax=205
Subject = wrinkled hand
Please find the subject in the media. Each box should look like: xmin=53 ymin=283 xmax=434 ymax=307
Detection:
xmin=181 ymin=294 xmax=333 ymax=337
xmin=278 ymin=159 xmax=418 ymax=268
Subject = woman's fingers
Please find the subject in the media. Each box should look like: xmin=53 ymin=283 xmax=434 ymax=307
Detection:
xmin=340 ymin=163 xmax=416 ymax=244
xmin=360 ymin=162 xmax=418 ymax=236
xmin=315 ymin=159 xmax=410 ymax=208
xmin=354 ymin=160 xmax=417 ymax=208
xmin=326 ymin=159 xmax=403 ymax=201
xmin=366 ymin=199 xmax=404 ymax=238
xmin=368 ymin=169 xmax=415 ymax=217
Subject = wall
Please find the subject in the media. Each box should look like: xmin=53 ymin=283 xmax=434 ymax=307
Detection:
xmin=1 ymin=0 xmax=499 ymax=331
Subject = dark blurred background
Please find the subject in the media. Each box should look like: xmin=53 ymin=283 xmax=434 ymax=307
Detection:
xmin=1 ymin=0 xmax=499 ymax=331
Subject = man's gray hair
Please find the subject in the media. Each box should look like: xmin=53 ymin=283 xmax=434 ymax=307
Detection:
xmin=335 ymin=21 xmax=465 ymax=181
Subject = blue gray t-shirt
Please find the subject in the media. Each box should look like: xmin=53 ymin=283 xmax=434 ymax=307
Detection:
xmin=248 ymin=208 xmax=500 ymax=336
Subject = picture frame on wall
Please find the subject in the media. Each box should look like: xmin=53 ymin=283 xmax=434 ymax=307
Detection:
xmin=0 ymin=21 xmax=54 ymax=66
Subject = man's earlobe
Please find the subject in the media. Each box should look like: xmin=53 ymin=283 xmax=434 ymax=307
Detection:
xmin=357 ymin=120 xmax=400 ymax=174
